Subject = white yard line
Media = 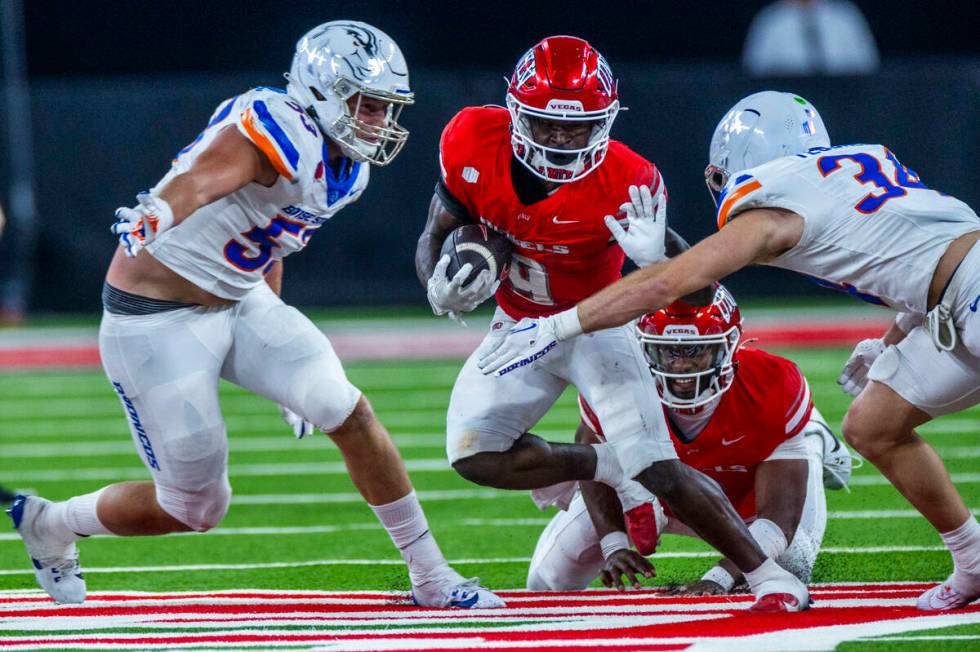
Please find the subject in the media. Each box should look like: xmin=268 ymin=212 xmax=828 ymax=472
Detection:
xmin=0 ymin=459 xmax=455 ymax=482
xmin=0 ymin=546 xmax=953 ymax=575
xmin=6 ymin=461 xmax=980 ymax=485
xmin=0 ymin=434 xmax=448 ymax=458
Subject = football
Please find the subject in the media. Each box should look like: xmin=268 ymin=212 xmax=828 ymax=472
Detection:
xmin=440 ymin=224 xmax=512 ymax=286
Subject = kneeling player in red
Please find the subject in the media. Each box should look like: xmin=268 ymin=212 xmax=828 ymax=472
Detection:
xmin=527 ymin=284 xmax=854 ymax=598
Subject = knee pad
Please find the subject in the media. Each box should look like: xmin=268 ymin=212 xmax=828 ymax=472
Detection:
xmin=155 ymin=475 xmax=232 ymax=532
xmin=290 ymin=367 xmax=361 ymax=433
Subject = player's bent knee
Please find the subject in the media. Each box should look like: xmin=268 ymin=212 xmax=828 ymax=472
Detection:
xmin=155 ymin=476 xmax=232 ymax=533
xmin=636 ymin=459 xmax=687 ymax=500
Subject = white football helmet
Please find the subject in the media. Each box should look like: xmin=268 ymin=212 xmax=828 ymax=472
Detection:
xmin=286 ymin=21 xmax=414 ymax=166
xmin=705 ymin=91 xmax=830 ymax=205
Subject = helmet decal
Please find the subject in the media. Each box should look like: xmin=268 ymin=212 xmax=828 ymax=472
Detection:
xmin=287 ymin=20 xmax=414 ymax=166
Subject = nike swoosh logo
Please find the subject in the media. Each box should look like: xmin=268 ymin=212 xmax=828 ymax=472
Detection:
xmin=552 ymin=217 xmax=577 ymax=224
xmin=721 ymin=436 xmax=745 ymax=446
xmin=970 ymin=294 xmax=979 ymax=312
xmin=511 ymin=323 xmax=538 ymax=334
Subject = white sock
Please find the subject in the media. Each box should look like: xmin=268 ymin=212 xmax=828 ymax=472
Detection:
xmin=592 ymin=443 xmax=624 ymax=487
xmin=941 ymin=517 xmax=980 ymax=574
xmin=43 ymin=489 xmax=112 ymax=541
xmin=370 ymin=491 xmax=450 ymax=585
xmin=748 ymin=518 xmax=789 ymax=560
xmin=744 ymin=557 xmax=791 ymax=594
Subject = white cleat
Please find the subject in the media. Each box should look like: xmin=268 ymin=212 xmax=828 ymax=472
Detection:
xmin=806 ymin=420 xmax=860 ymax=490
xmin=917 ymin=573 xmax=980 ymax=611
xmin=412 ymin=571 xmax=505 ymax=609
xmin=748 ymin=563 xmax=812 ymax=613
xmin=7 ymin=495 xmax=86 ymax=604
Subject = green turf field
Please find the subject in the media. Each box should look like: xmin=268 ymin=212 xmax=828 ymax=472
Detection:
xmin=1 ymin=348 xmax=978 ymax=648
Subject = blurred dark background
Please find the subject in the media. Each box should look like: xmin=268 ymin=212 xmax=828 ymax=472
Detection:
xmin=1 ymin=0 xmax=978 ymax=312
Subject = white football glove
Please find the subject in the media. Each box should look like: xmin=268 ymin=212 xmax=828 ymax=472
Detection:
xmin=477 ymin=308 xmax=583 ymax=376
xmin=604 ymin=183 xmax=667 ymax=268
xmin=426 ymin=255 xmax=499 ymax=321
xmin=837 ymin=338 xmax=887 ymax=397
xmin=476 ymin=315 xmax=560 ymax=376
xmin=111 ymin=192 xmax=175 ymax=257
xmin=279 ymin=404 xmax=315 ymax=439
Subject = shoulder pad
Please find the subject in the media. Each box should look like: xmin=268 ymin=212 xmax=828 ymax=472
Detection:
xmin=236 ymin=88 xmax=323 ymax=183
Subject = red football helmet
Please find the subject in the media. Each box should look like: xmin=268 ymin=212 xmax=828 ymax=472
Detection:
xmin=506 ymin=36 xmax=620 ymax=183
xmin=636 ymin=284 xmax=743 ymax=409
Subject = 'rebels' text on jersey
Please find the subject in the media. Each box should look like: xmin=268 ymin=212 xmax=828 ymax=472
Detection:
xmin=439 ymin=106 xmax=662 ymax=320
xmin=145 ymin=87 xmax=369 ymax=300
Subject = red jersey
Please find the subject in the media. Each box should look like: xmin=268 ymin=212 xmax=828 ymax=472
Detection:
xmin=439 ymin=106 xmax=662 ymax=320
xmin=580 ymin=347 xmax=813 ymax=519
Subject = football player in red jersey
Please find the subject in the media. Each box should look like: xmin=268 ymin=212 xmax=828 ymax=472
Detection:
xmin=415 ymin=36 xmax=810 ymax=611
xmin=527 ymin=284 xmax=853 ymax=594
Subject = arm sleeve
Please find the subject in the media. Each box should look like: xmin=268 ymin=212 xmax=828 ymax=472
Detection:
xmin=763 ymin=431 xmax=810 ymax=461
xmin=434 ymin=178 xmax=473 ymax=222
xmin=784 ymin=365 xmax=814 ymax=438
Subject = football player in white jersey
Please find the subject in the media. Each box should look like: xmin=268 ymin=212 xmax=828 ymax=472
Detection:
xmin=479 ymin=90 xmax=980 ymax=610
xmin=6 ymin=21 xmax=503 ymax=609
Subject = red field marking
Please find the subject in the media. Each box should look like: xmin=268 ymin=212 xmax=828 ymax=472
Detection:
xmin=0 ymin=318 xmax=891 ymax=370
xmin=3 ymin=586 xmax=980 ymax=651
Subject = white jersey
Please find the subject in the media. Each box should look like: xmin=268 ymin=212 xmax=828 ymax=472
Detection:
xmin=715 ymin=144 xmax=980 ymax=314
xmin=145 ymin=87 xmax=369 ymax=300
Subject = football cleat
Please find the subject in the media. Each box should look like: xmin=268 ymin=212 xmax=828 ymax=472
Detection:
xmin=916 ymin=573 xmax=980 ymax=611
xmin=806 ymin=420 xmax=860 ymax=491
xmin=747 ymin=561 xmax=811 ymax=614
xmin=412 ymin=572 xmax=505 ymax=609
xmin=749 ymin=592 xmax=810 ymax=613
xmin=7 ymin=495 xmax=86 ymax=604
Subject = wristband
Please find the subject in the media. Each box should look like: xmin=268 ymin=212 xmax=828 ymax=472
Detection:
xmin=600 ymin=531 xmax=630 ymax=560
xmin=700 ymin=565 xmax=736 ymax=592
xmin=552 ymin=306 xmax=584 ymax=341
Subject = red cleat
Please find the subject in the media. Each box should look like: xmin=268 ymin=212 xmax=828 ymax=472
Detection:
xmin=749 ymin=592 xmax=811 ymax=613
xmin=625 ymin=503 xmax=661 ymax=556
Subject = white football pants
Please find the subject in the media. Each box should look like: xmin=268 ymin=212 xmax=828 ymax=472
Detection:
xmin=99 ymin=283 xmax=361 ymax=531
xmin=526 ymin=433 xmax=827 ymax=590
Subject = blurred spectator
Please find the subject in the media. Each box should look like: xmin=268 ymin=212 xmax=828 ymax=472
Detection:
xmin=743 ymin=0 xmax=880 ymax=77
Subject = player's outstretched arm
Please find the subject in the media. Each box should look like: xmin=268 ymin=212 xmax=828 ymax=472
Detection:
xmin=578 ymin=208 xmax=803 ymax=333
xmin=157 ymin=126 xmax=278 ymax=224
xmin=112 ymin=127 xmax=279 ymax=257
xmin=689 ymin=457 xmax=808 ymax=595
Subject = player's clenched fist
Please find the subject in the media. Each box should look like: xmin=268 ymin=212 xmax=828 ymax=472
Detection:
xmin=111 ymin=192 xmax=175 ymax=257
xmin=426 ymin=255 xmax=496 ymax=320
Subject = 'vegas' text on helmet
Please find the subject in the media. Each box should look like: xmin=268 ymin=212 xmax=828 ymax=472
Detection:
xmin=506 ymin=35 xmax=620 ymax=184
xmin=636 ymin=285 xmax=743 ymax=410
